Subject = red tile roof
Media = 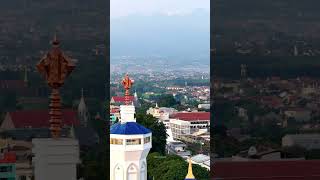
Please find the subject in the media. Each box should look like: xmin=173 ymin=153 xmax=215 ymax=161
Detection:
xmin=111 ymin=96 xmax=134 ymax=103
xmin=213 ymin=160 xmax=320 ymax=180
xmin=0 ymin=80 xmax=26 ymax=89
xmin=259 ymin=96 xmax=283 ymax=108
xmin=0 ymin=152 xmax=16 ymax=163
xmin=8 ymin=110 xmax=79 ymax=128
xmin=171 ymin=112 xmax=210 ymax=121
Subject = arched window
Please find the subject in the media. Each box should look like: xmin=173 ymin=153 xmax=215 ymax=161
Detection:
xmin=114 ymin=164 xmax=124 ymax=180
xmin=127 ymin=163 xmax=138 ymax=180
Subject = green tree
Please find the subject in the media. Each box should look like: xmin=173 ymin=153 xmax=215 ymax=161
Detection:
xmin=306 ymin=149 xmax=320 ymax=159
xmin=282 ymin=145 xmax=306 ymax=158
xmin=147 ymin=152 xmax=209 ymax=180
xmin=136 ymin=113 xmax=167 ymax=154
xmin=80 ymin=141 xmax=108 ymax=180
xmin=157 ymin=94 xmax=178 ymax=107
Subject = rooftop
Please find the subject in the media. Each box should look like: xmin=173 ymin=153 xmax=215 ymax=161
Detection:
xmin=191 ymin=154 xmax=210 ymax=163
xmin=110 ymin=122 xmax=151 ymax=135
xmin=171 ymin=112 xmax=210 ymax=121
xmin=5 ymin=110 xmax=79 ymax=129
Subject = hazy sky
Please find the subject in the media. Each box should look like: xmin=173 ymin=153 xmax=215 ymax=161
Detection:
xmin=111 ymin=0 xmax=210 ymax=18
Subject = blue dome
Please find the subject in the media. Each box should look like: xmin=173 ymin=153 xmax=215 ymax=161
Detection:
xmin=110 ymin=122 xmax=151 ymax=135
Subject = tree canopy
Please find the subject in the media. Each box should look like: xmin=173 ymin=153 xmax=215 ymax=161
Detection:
xmin=147 ymin=152 xmax=210 ymax=180
xmin=136 ymin=113 xmax=167 ymax=154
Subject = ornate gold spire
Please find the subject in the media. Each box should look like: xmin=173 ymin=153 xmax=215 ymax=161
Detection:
xmin=36 ymin=35 xmax=75 ymax=138
xmin=121 ymin=74 xmax=134 ymax=105
xmin=185 ymin=158 xmax=195 ymax=179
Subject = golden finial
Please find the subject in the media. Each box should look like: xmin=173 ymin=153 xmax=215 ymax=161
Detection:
xmin=122 ymin=74 xmax=134 ymax=105
xmin=37 ymin=36 xmax=75 ymax=138
xmin=185 ymin=158 xmax=195 ymax=179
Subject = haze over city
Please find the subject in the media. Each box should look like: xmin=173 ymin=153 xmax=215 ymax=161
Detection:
xmin=110 ymin=0 xmax=210 ymax=61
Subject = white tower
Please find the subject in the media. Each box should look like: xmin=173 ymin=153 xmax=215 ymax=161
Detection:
xmin=134 ymin=91 xmax=138 ymax=101
xmin=110 ymin=74 xmax=152 ymax=180
xmin=133 ymin=90 xmax=141 ymax=107
xmin=78 ymin=88 xmax=89 ymax=127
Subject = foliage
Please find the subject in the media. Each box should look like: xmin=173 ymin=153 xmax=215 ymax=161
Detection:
xmin=156 ymin=94 xmax=178 ymax=107
xmin=137 ymin=100 xmax=153 ymax=115
xmin=136 ymin=113 xmax=167 ymax=154
xmin=306 ymin=149 xmax=320 ymax=159
xmin=80 ymin=142 xmax=109 ymax=180
xmin=213 ymin=99 xmax=236 ymax=126
xmin=147 ymin=152 xmax=209 ymax=180
xmin=79 ymin=114 xmax=108 ymax=179
xmin=282 ymin=145 xmax=306 ymax=158
xmin=213 ymin=134 xmax=240 ymax=157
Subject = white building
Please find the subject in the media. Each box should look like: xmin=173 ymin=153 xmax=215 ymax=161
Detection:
xmin=284 ymin=108 xmax=311 ymax=122
xmin=147 ymin=105 xmax=177 ymax=129
xmin=198 ymin=104 xmax=210 ymax=110
xmin=110 ymin=104 xmax=152 ymax=180
xmin=170 ymin=119 xmax=191 ymax=140
xmin=166 ymin=141 xmax=191 ymax=158
xmin=282 ymin=134 xmax=320 ymax=150
xmin=146 ymin=103 xmax=162 ymax=119
xmin=169 ymin=112 xmax=210 ymax=140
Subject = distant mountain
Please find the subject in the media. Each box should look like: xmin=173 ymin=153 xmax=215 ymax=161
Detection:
xmin=111 ymin=9 xmax=210 ymax=58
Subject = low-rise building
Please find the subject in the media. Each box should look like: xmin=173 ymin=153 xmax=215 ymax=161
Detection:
xmin=166 ymin=141 xmax=191 ymax=158
xmin=169 ymin=112 xmax=210 ymax=140
xmin=284 ymin=108 xmax=311 ymax=122
xmin=282 ymin=134 xmax=320 ymax=150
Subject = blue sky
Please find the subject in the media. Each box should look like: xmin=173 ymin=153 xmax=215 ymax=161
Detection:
xmin=111 ymin=0 xmax=210 ymax=18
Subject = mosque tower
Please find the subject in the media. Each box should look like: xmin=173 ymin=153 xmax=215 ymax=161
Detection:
xmin=78 ymin=88 xmax=89 ymax=127
xmin=110 ymin=74 xmax=152 ymax=180
xmin=133 ymin=90 xmax=141 ymax=107
xmin=134 ymin=90 xmax=138 ymax=102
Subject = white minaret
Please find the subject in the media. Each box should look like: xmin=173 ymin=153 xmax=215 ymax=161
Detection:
xmin=134 ymin=91 xmax=138 ymax=101
xmin=78 ymin=88 xmax=89 ymax=127
xmin=110 ymin=74 xmax=152 ymax=180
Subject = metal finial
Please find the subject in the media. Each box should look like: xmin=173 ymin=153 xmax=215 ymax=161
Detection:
xmin=121 ymin=74 xmax=134 ymax=105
